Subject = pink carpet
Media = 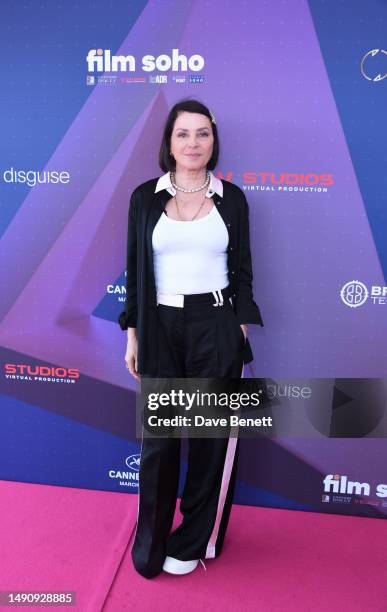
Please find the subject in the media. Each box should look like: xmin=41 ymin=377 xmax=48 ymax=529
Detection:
xmin=1 ymin=480 xmax=387 ymax=611
xmin=105 ymin=502 xmax=387 ymax=612
xmin=0 ymin=480 xmax=137 ymax=611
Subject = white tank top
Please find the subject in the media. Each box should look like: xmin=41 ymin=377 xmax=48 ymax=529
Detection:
xmin=152 ymin=205 xmax=229 ymax=294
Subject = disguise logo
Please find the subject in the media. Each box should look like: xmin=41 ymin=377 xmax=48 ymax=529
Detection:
xmin=360 ymin=49 xmax=387 ymax=82
xmin=109 ymin=454 xmax=140 ymax=488
xmin=86 ymin=48 xmax=204 ymax=73
xmin=340 ymin=280 xmax=387 ymax=308
xmin=322 ymin=474 xmax=387 ymax=506
xmin=3 ymin=168 xmax=70 ymax=187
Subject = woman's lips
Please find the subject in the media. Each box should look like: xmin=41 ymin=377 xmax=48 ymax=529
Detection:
xmin=185 ymin=154 xmax=201 ymax=157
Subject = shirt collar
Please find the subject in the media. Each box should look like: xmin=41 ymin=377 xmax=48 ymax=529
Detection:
xmin=154 ymin=170 xmax=223 ymax=199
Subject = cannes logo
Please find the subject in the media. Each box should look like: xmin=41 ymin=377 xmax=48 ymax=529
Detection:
xmin=340 ymin=280 xmax=369 ymax=308
xmin=360 ymin=49 xmax=387 ymax=82
xmin=125 ymin=454 xmax=141 ymax=472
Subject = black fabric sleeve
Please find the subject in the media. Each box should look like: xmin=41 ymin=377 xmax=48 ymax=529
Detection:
xmin=118 ymin=190 xmax=138 ymax=330
xmin=234 ymin=193 xmax=264 ymax=326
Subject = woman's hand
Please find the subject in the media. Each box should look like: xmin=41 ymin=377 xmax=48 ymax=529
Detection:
xmin=125 ymin=329 xmax=140 ymax=381
xmin=240 ymin=324 xmax=248 ymax=340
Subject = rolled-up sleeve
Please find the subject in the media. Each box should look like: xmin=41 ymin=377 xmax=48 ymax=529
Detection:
xmin=118 ymin=190 xmax=138 ymax=330
xmin=234 ymin=193 xmax=264 ymax=326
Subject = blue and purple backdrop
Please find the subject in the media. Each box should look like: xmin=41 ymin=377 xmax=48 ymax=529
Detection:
xmin=1 ymin=0 xmax=386 ymax=518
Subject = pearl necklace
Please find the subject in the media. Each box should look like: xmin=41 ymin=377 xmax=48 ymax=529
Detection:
xmin=170 ymin=170 xmax=210 ymax=193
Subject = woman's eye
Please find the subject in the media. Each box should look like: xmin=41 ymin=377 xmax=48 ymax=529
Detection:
xmin=176 ymin=132 xmax=209 ymax=137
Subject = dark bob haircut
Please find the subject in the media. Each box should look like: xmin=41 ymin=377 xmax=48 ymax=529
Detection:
xmin=159 ymin=98 xmax=220 ymax=172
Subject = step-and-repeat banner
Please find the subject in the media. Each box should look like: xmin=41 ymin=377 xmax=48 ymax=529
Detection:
xmin=1 ymin=0 xmax=386 ymax=518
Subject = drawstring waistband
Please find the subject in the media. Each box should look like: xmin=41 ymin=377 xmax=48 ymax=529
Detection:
xmin=157 ymin=286 xmax=232 ymax=308
xmin=211 ymin=289 xmax=224 ymax=307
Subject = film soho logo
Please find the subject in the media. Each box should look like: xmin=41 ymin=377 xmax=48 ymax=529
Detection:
xmin=340 ymin=280 xmax=387 ymax=308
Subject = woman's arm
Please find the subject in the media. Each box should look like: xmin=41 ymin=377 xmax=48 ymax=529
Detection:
xmin=234 ymin=192 xmax=264 ymax=327
xmin=118 ymin=190 xmax=138 ymax=330
xmin=119 ymin=189 xmax=141 ymax=380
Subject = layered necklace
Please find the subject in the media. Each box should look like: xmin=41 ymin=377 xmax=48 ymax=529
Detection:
xmin=170 ymin=170 xmax=210 ymax=193
xmin=170 ymin=170 xmax=210 ymax=221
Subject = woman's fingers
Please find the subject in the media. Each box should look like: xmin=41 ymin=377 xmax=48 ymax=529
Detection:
xmin=126 ymin=353 xmax=140 ymax=381
xmin=128 ymin=360 xmax=140 ymax=381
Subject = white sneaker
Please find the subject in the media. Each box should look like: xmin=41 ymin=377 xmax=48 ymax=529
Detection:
xmin=162 ymin=556 xmax=206 ymax=575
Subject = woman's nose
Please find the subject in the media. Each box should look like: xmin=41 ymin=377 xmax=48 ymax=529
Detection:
xmin=187 ymin=139 xmax=199 ymax=148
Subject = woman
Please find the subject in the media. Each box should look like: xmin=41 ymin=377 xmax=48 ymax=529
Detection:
xmin=118 ymin=98 xmax=263 ymax=579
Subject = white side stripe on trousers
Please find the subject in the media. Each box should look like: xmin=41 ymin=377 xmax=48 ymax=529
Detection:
xmin=205 ymin=364 xmax=244 ymax=558
xmin=130 ymin=421 xmax=144 ymax=554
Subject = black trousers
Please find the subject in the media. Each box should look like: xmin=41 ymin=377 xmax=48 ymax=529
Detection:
xmin=131 ymin=288 xmax=244 ymax=578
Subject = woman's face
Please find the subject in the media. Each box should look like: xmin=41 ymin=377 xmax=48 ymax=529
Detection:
xmin=170 ymin=111 xmax=214 ymax=172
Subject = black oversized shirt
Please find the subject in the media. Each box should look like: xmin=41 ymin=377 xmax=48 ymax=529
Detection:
xmin=118 ymin=175 xmax=264 ymax=375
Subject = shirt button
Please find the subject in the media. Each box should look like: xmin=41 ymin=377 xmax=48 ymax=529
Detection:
xmin=227 ymin=223 xmax=231 ymax=227
xmin=231 ymin=270 xmax=235 ymax=275
xmin=230 ymin=246 xmax=233 ymax=251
